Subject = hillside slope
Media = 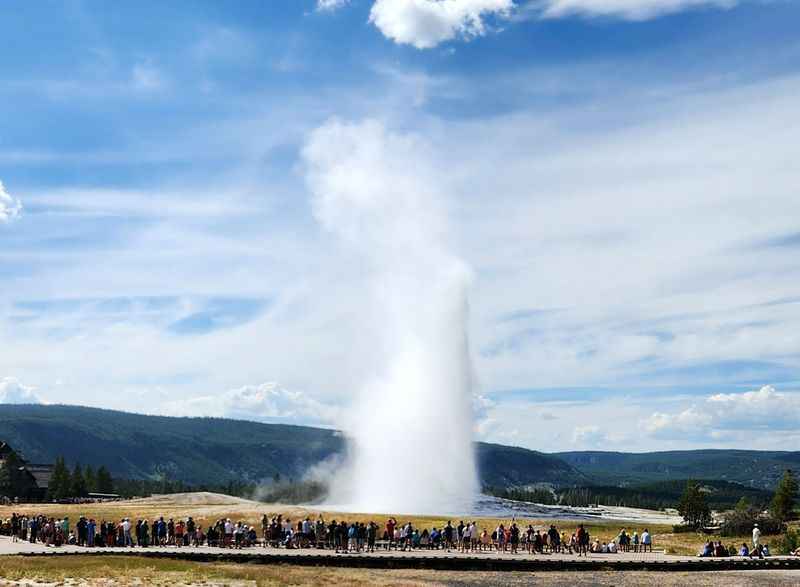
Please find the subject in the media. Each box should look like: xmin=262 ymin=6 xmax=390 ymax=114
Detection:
xmin=0 ymin=404 xmax=583 ymax=487
xmin=0 ymin=404 xmax=344 ymax=484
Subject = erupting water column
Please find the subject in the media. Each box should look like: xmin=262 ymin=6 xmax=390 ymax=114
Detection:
xmin=303 ymin=119 xmax=478 ymax=515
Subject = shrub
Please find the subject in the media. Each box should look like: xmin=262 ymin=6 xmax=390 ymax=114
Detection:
xmin=771 ymin=528 xmax=799 ymax=555
xmin=719 ymin=506 xmax=784 ymax=537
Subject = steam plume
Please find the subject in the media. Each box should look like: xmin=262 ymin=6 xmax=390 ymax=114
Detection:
xmin=302 ymin=119 xmax=478 ymax=514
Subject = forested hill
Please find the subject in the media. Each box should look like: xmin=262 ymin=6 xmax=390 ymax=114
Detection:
xmin=0 ymin=404 xmax=581 ymax=487
xmin=0 ymin=404 xmax=796 ymax=490
xmin=556 ymin=450 xmax=800 ymax=489
xmin=0 ymin=404 xmax=343 ymax=485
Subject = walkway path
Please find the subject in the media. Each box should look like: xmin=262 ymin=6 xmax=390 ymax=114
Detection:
xmin=2 ymin=537 xmax=799 ymax=572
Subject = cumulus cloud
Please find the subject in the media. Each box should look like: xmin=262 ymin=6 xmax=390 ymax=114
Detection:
xmin=317 ymin=0 xmax=350 ymax=11
xmin=640 ymin=385 xmax=800 ymax=439
xmin=0 ymin=181 xmax=22 ymax=223
xmin=640 ymin=406 xmax=713 ymax=437
xmin=538 ymin=0 xmax=735 ymax=20
xmin=369 ymin=0 xmax=514 ymax=49
xmin=0 ymin=378 xmax=43 ymax=404
xmin=572 ymin=424 xmax=608 ymax=445
xmin=367 ymin=0 xmax=735 ymax=48
xmin=165 ymin=382 xmax=340 ymax=426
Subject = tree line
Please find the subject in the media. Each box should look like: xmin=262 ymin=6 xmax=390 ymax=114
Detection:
xmin=678 ymin=469 xmax=798 ymax=532
xmin=48 ymin=456 xmax=114 ymax=500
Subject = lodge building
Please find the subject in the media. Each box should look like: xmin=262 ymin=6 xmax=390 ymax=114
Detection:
xmin=0 ymin=441 xmax=53 ymax=500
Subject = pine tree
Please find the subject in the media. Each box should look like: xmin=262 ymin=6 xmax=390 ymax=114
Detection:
xmin=49 ymin=456 xmax=70 ymax=500
xmin=96 ymin=465 xmax=114 ymax=494
xmin=677 ymin=480 xmax=711 ymax=529
xmin=0 ymin=447 xmax=25 ymax=497
xmin=84 ymin=465 xmax=96 ymax=493
xmin=771 ymin=469 xmax=799 ymax=523
xmin=70 ymin=462 xmax=87 ymax=497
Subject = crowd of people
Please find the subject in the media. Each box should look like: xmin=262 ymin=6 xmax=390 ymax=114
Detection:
xmin=0 ymin=512 xmax=660 ymax=557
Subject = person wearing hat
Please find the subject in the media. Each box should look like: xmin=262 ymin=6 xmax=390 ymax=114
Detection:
xmin=749 ymin=523 xmax=765 ymax=558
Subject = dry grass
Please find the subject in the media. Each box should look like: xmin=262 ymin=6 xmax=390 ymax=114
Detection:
xmin=1 ymin=556 xmax=799 ymax=586
xmin=0 ymin=492 xmax=776 ymax=557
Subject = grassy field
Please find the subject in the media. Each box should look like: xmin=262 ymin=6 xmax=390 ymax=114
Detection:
xmin=1 ymin=556 xmax=800 ymax=586
xmin=0 ymin=492 xmax=785 ymax=557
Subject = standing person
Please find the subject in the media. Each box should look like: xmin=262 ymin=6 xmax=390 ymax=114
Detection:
xmin=576 ymin=524 xmax=587 ymax=556
xmin=510 ymin=523 xmax=520 ymax=554
xmin=122 ymin=518 xmax=132 ymax=547
xmin=386 ymin=518 xmax=396 ymax=549
xmin=750 ymin=524 xmax=763 ymax=558
xmin=367 ymin=521 xmax=377 ymax=553
xmin=641 ymin=528 xmax=652 ymax=553
xmin=87 ymin=519 xmax=96 ymax=547
xmin=187 ymin=517 xmax=196 ymax=547
xmin=443 ymin=521 xmax=454 ymax=552
xmin=224 ymin=518 xmax=234 ymax=548
xmin=158 ymin=517 xmax=167 ymax=546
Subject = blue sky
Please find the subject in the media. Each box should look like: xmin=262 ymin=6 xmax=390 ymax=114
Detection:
xmin=1 ymin=0 xmax=799 ymax=451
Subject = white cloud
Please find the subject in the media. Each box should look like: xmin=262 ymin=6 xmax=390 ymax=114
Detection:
xmin=367 ymin=0 xmax=736 ymax=48
xmin=317 ymin=0 xmax=350 ymax=11
xmin=0 ymin=378 xmax=43 ymax=404
xmin=369 ymin=0 xmax=514 ymax=49
xmin=640 ymin=385 xmax=800 ymax=439
xmin=572 ymin=424 xmax=607 ymax=445
xmin=164 ymin=382 xmax=340 ymax=426
xmin=0 ymin=181 xmax=22 ymax=223
xmin=640 ymin=406 xmax=713 ymax=437
xmin=538 ymin=0 xmax=735 ymax=20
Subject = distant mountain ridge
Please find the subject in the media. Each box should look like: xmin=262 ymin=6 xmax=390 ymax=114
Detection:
xmin=0 ymin=404 xmax=795 ymax=490
xmin=556 ymin=450 xmax=800 ymax=489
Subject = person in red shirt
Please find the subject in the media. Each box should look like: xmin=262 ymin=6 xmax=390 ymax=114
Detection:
xmin=386 ymin=518 xmax=396 ymax=549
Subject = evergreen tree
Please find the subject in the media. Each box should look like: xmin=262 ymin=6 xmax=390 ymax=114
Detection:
xmin=677 ymin=480 xmax=711 ymax=529
xmin=84 ymin=465 xmax=96 ymax=493
xmin=49 ymin=456 xmax=70 ymax=500
xmin=0 ymin=449 xmax=20 ymax=496
xmin=0 ymin=462 xmax=9 ymax=496
xmin=70 ymin=462 xmax=87 ymax=497
xmin=96 ymin=465 xmax=114 ymax=493
xmin=771 ymin=469 xmax=799 ymax=523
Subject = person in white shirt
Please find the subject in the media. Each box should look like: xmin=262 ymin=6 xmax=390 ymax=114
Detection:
xmin=752 ymin=524 xmax=761 ymax=549
xmin=641 ymin=529 xmax=652 ymax=552
xmin=122 ymin=518 xmax=132 ymax=547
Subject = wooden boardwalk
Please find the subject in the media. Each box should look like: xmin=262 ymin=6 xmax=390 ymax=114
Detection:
xmin=2 ymin=539 xmax=800 ymax=572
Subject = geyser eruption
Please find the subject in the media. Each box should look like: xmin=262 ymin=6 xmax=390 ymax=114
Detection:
xmin=303 ymin=119 xmax=478 ymax=514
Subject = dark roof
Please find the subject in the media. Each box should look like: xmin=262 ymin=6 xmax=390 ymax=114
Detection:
xmin=0 ymin=441 xmax=14 ymax=457
xmin=23 ymin=463 xmax=53 ymax=489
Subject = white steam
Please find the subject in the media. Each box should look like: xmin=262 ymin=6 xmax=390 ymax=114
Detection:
xmin=302 ymin=119 xmax=478 ymax=514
